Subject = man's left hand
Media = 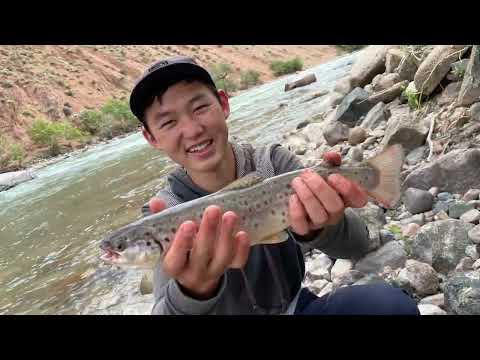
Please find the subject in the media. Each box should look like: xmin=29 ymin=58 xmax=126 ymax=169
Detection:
xmin=288 ymin=151 xmax=368 ymax=236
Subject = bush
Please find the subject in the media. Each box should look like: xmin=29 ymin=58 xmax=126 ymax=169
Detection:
xmin=0 ymin=137 xmax=26 ymax=168
xmin=8 ymin=143 xmax=26 ymax=165
xmin=100 ymin=99 xmax=138 ymax=132
xmin=79 ymin=110 xmax=103 ymax=135
xmin=28 ymin=119 xmax=84 ymax=156
xmin=270 ymin=58 xmax=303 ymax=76
xmin=240 ymin=70 xmax=261 ymax=89
xmin=209 ymin=63 xmax=238 ymax=92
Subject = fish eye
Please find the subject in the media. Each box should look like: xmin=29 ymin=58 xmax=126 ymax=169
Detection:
xmin=146 ymin=241 xmax=151 ymax=246
xmin=116 ymin=243 xmax=124 ymax=251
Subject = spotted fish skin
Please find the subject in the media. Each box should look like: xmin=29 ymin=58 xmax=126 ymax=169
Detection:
xmin=100 ymin=144 xmax=404 ymax=268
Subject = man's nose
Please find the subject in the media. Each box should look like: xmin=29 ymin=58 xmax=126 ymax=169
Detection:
xmin=181 ymin=116 xmax=205 ymax=138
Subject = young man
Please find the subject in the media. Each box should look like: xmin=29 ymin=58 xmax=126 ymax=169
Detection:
xmin=129 ymin=56 xmax=419 ymax=315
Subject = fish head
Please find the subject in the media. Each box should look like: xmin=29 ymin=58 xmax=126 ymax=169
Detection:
xmin=100 ymin=224 xmax=167 ymax=269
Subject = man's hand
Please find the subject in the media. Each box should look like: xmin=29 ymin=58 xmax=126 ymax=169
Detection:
xmin=288 ymin=151 xmax=368 ymax=236
xmin=149 ymin=197 xmax=250 ymax=300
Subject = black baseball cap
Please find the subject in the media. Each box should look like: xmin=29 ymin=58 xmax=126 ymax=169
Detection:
xmin=129 ymin=56 xmax=216 ymax=121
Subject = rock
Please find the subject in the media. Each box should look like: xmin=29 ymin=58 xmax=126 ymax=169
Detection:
xmin=455 ymin=257 xmax=474 ymax=272
xmin=360 ymin=102 xmax=390 ymax=130
xmin=404 ymin=188 xmax=434 ymax=214
xmin=347 ymin=146 xmax=363 ymax=162
xmin=419 ymin=293 xmax=445 ymax=308
xmin=372 ymin=73 xmax=401 ymax=92
xmin=350 ymin=45 xmax=392 ymax=88
xmin=437 ymin=81 xmax=463 ymax=106
xmin=410 ymin=220 xmax=475 ymax=274
xmin=434 ymin=210 xmax=450 ymax=221
xmin=396 ymin=53 xmax=419 ymax=81
xmin=471 ymin=102 xmax=480 ymax=122
xmin=368 ymin=80 xmax=409 ymax=105
xmin=334 ymin=77 xmax=353 ymax=95
xmin=386 ymin=48 xmax=404 ymax=73
xmin=463 ymin=189 xmax=480 ymax=202
xmin=285 ymin=133 xmax=308 ymax=155
xmin=466 ymin=244 xmax=479 ymax=260
xmin=301 ymin=89 xmax=329 ymax=103
xmin=473 ymin=259 xmax=480 ymax=270
xmin=437 ymin=192 xmax=453 ymax=202
xmin=333 ymin=87 xmax=375 ymax=127
xmin=355 ymin=241 xmax=406 ymax=274
xmin=468 ymin=225 xmax=480 ymax=244
xmin=353 ymin=273 xmax=388 ymax=286
xmin=302 ymin=123 xmax=326 ymax=145
xmin=309 ymin=279 xmax=329 ymax=295
xmin=448 ymin=59 xmax=469 ymax=81
xmin=348 ymin=127 xmax=367 ymax=145
xmin=307 ymin=253 xmax=333 ymax=281
xmin=429 ymin=187 xmax=440 ymax=197
xmin=402 ymin=223 xmax=421 ymax=237
xmin=448 ymin=201 xmax=475 ymax=219
xmin=444 ymin=271 xmax=480 ymax=315
xmin=396 ymin=259 xmax=439 ymax=296
xmin=331 ymin=259 xmax=354 ymax=281
xmin=284 ymin=73 xmax=317 ymax=92
xmin=296 ymin=120 xmax=310 ymax=130
xmin=460 ymin=209 xmax=480 ymax=224
xmin=318 ymin=282 xmax=334 ymax=298
xmin=0 ymin=170 xmax=36 ymax=191
xmin=380 ymin=229 xmax=396 ymax=245
xmin=62 ymin=106 xmax=72 ymax=117
xmin=351 ymin=203 xmax=386 ymax=251
xmin=381 ymin=106 xmax=428 ymax=153
xmin=414 ymin=45 xmax=469 ymax=96
xmin=458 ymin=45 xmax=480 ymax=106
xmin=332 ymin=270 xmax=364 ymax=288
xmin=323 ymin=121 xmax=350 ymax=146
xmin=403 ymin=149 xmax=480 ymax=194
xmin=405 ymin=146 xmax=426 ymax=166
xmin=400 ymin=213 xmax=425 ymax=226
xmin=418 ymin=304 xmax=447 ymax=315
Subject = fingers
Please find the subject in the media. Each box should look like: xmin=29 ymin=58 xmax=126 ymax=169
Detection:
xmin=208 ymin=211 xmax=238 ymax=274
xmin=230 ymin=231 xmax=251 ymax=269
xmin=191 ymin=205 xmax=221 ymax=270
xmin=327 ymin=174 xmax=368 ymax=208
xmin=163 ymin=221 xmax=196 ymax=277
xmin=291 ymin=176 xmax=329 ymax=225
xmin=288 ymin=194 xmax=311 ymax=235
xmin=322 ymin=151 xmax=342 ymax=167
xmin=149 ymin=197 xmax=167 ymax=214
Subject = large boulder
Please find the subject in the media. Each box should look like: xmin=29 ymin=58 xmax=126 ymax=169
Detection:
xmin=414 ymin=45 xmax=469 ymax=96
xmin=0 ymin=170 xmax=36 ymax=191
xmin=458 ymin=45 xmax=480 ymax=106
xmin=350 ymin=45 xmax=393 ymax=88
xmin=371 ymin=73 xmax=401 ymax=92
xmin=368 ymin=80 xmax=409 ymax=105
xmin=396 ymin=53 xmax=419 ymax=81
xmin=351 ymin=202 xmax=386 ymax=251
xmin=333 ymin=87 xmax=376 ymax=127
xmin=396 ymin=259 xmax=439 ymax=296
xmin=284 ymin=73 xmax=317 ymax=92
xmin=403 ymin=149 xmax=480 ymax=194
xmin=355 ymin=241 xmax=407 ymax=274
xmin=437 ymin=81 xmax=462 ymax=106
xmin=360 ymin=102 xmax=390 ymax=130
xmin=409 ymin=219 xmax=475 ymax=274
xmin=386 ymin=48 xmax=405 ymax=74
xmin=444 ymin=271 xmax=480 ymax=315
xmin=380 ymin=104 xmax=428 ymax=153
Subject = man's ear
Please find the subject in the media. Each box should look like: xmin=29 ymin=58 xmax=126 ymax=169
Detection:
xmin=142 ymin=127 xmax=161 ymax=149
xmin=217 ymin=89 xmax=230 ymax=119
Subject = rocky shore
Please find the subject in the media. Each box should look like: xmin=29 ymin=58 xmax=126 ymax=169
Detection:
xmin=287 ymin=45 xmax=480 ymax=315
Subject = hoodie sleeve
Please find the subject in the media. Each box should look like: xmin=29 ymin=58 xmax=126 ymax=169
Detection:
xmin=270 ymin=144 xmax=370 ymax=260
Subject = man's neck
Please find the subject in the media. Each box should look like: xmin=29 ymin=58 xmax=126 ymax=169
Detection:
xmin=186 ymin=143 xmax=237 ymax=193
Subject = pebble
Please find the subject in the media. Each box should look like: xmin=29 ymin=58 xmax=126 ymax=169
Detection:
xmin=434 ymin=210 xmax=450 ymax=221
xmin=404 ymin=188 xmax=434 ymax=214
xmin=429 ymin=187 xmax=440 ymax=197
xmin=468 ymin=225 xmax=480 ymax=244
xmin=402 ymin=223 xmax=421 ymax=237
xmin=448 ymin=201 xmax=475 ymax=219
xmin=460 ymin=209 xmax=480 ymax=224
xmin=465 ymin=245 xmax=479 ymax=260
xmin=418 ymin=304 xmax=447 ymax=315
xmin=455 ymin=257 xmax=474 ymax=272
xmin=472 ymin=259 xmax=480 ymax=270
xmin=348 ymin=127 xmax=367 ymax=145
xmin=400 ymin=213 xmax=425 ymax=226
xmin=462 ymin=189 xmax=480 ymax=202
xmin=437 ymin=192 xmax=453 ymax=202
xmin=419 ymin=293 xmax=445 ymax=308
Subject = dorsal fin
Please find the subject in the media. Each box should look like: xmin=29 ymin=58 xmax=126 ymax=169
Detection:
xmin=218 ymin=172 xmax=265 ymax=193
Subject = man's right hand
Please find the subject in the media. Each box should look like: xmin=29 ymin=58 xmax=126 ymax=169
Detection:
xmin=149 ymin=197 xmax=251 ymax=300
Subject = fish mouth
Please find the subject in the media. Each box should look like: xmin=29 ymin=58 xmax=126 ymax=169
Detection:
xmin=100 ymin=249 xmax=122 ymax=264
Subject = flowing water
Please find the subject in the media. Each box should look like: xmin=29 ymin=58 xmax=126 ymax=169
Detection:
xmin=0 ymin=52 xmax=357 ymax=314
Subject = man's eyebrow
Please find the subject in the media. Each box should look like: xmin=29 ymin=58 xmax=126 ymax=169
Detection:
xmin=188 ymin=93 xmax=208 ymax=104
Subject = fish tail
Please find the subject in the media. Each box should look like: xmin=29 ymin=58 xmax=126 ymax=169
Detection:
xmin=365 ymin=144 xmax=405 ymax=208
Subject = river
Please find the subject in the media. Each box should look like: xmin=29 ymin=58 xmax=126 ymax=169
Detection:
xmin=0 ymin=52 xmax=357 ymax=314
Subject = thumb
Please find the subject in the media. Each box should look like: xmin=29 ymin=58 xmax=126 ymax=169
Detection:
xmin=149 ymin=197 xmax=167 ymax=214
xmin=322 ymin=151 xmax=342 ymax=167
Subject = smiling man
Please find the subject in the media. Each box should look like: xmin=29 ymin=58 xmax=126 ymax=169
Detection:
xmin=129 ymin=55 xmax=419 ymax=315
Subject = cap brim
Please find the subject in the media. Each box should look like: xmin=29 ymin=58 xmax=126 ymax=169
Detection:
xmin=129 ymin=63 xmax=216 ymax=120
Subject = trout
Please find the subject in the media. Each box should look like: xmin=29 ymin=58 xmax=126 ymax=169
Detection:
xmin=100 ymin=144 xmax=404 ymax=269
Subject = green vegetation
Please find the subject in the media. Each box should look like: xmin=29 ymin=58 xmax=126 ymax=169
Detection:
xmin=208 ymin=63 xmax=238 ymax=92
xmin=270 ymin=58 xmax=303 ymax=77
xmin=402 ymin=84 xmax=422 ymax=110
xmin=28 ymin=119 xmax=85 ymax=156
xmin=0 ymin=136 xmax=26 ymax=168
xmin=335 ymin=45 xmax=366 ymax=53
xmin=240 ymin=70 xmax=261 ymax=89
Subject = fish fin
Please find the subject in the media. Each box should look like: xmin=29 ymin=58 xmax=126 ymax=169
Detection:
xmin=256 ymin=232 xmax=289 ymax=245
xmin=365 ymin=144 xmax=405 ymax=208
xmin=218 ymin=172 xmax=266 ymax=193
xmin=139 ymin=271 xmax=154 ymax=295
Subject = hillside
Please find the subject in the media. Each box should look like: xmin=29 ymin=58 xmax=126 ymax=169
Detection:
xmin=0 ymin=45 xmax=340 ymax=170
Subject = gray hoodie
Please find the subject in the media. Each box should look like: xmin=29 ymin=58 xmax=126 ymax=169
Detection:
xmin=142 ymin=142 xmax=371 ymax=315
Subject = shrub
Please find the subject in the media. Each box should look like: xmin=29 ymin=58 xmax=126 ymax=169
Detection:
xmin=270 ymin=57 xmax=303 ymax=76
xmin=209 ymin=63 xmax=238 ymax=92
xmin=8 ymin=143 xmax=26 ymax=165
xmin=240 ymin=70 xmax=261 ymax=89
xmin=28 ymin=119 xmax=84 ymax=156
xmin=0 ymin=137 xmax=26 ymax=168
xmin=100 ymin=99 xmax=138 ymax=132
xmin=79 ymin=110 xmax=104 ymax=135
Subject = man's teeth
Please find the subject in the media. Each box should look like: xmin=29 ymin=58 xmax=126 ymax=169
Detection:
xmin=188 ymin=140 xmax=212 ymax=153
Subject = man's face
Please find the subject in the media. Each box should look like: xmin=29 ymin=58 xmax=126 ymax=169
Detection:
xmin=142 ymin=81 xmax=231 ymax=175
